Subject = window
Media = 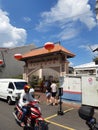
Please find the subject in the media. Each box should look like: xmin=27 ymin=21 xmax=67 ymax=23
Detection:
xmin=8 ymin=82 xmax=15 ymax=90
xmin=14 ymin=82 xmax=27 ymax=90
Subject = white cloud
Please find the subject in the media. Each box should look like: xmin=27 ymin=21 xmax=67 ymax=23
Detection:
xmin=0 ymin=9 xmax=27 ymax=47
xmin=36 ymin=0 xmax=96 ymax=40
xmin=41 ymin=0 xmax=96 ymax=28
xmin=69 ymin=61 xmax=74 ymax=67
xmin=23 ymin=17 xmax=31 ymax=23
xmin=57 ymin=22 xmax=80 ymax=40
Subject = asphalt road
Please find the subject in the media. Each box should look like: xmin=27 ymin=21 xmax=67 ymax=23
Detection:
xmin=0 ymin=99 xmax=98 ymax=130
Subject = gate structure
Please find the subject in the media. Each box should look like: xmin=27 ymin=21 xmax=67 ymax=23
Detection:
xmin=20 ymin=43 xmax=75 ymax=82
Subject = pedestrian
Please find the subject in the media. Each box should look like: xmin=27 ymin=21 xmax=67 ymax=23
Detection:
xmin=50 ymin=80 xmax=58 ymax=106
xmin=45 ymin=80 xmax=52 ymax=105
xmin=40 ymin=79 xmax=44 ymax=92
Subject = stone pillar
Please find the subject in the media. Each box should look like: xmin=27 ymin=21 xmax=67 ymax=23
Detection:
xmin=23 ymin=73 xmax=28 ymax=82
xmin=65 ymin=60 xmax=69 ymax=74
xmin=39 ymin=68 xmax=42 ymax=79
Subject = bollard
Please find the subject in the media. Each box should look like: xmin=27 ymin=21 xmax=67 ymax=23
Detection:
xmin=57 ymin=87 xmax=64 ymax=115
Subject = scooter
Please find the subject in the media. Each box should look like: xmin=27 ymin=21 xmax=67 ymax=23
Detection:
xmin=13 ymin=101 xmax=48 ymax=130
xmin=78 ymin=105 xmax=98 ymax=130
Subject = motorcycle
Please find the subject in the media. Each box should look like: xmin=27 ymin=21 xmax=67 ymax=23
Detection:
xmin=13 ymin=101 xmax=48 ymax=130
xmin=78 ymin=105 xmax=98 ymax=130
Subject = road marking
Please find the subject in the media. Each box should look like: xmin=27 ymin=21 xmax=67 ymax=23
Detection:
xmin=45 ymin=108 xmax=74 ymax=120
xmin=45 ymin=108 xmax=75 ymax=130
xmin=45 ymin=119 xmax=75 ymax=130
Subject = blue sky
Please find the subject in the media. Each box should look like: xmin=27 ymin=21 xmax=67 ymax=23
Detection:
xmin=0 ymin=0 xmax=98 ymax=66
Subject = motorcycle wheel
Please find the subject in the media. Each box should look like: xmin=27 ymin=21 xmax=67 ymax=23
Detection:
xmin=35 ymin=120 xmax=48 ymax=130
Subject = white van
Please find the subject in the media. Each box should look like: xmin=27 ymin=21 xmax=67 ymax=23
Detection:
xmin=0 ymin=78 xmax=28 ymax=105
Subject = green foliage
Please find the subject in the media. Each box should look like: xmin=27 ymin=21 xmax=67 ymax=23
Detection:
xmin=93 ymin=57 xmax=98 ymax=65
xmin=29 ymin=75 xmax=39 ymax=88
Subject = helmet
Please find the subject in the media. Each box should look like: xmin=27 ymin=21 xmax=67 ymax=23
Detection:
xmin=24 ymin=85 xmax=30 ymax=92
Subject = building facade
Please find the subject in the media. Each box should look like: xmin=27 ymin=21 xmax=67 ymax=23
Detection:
xmin=74 ymin=62 xmax=98 ymax=75
xmin=0 ymin=44 xmax=35 ymax=78
xmin=20 ymin=43 xmax=75 ymax=82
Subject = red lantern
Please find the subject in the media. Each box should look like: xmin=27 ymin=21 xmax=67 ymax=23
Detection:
xmin=14 ymin=53 xmax=22 ymax=60
xmin=0 ymin=60 xmax=3 ymax=64
xmin=44 ymin=42 xmax=54 ymax=52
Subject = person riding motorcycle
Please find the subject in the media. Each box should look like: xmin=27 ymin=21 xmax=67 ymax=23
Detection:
xmin=18 ymin=85 xmax=36 ymax=127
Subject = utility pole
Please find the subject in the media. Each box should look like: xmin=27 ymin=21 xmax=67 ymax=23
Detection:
xmin=95 ymin=0 xmax=98 ymax=20
xmin=92 ymin=0 xmax=98 ymax=64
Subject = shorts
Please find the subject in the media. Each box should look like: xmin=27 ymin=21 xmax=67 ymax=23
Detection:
xmin=46 ymin=92 xmax=51 ymax=98
xmin=51 ymin=92 xmax=57 ymax=97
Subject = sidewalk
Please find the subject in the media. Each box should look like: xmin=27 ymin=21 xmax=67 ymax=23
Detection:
xmin=34 ymin=91 xmax=81 ymax=109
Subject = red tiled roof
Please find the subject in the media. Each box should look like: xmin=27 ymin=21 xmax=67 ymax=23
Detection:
xmin=21 ymin=43 xmax=75 ymax=60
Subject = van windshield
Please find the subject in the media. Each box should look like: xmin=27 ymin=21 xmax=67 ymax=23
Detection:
xmin=14 ymin=82 xmax=27 ymax=90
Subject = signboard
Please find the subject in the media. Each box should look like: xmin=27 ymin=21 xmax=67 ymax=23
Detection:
xmin=82 ymin=76 xmax=98 ymax=107
xmin=60 ymin=76 xmax=82 ymax=102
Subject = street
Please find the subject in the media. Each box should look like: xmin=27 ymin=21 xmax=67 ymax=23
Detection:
xmin=0 ymin=97 xmax=96 ymax=130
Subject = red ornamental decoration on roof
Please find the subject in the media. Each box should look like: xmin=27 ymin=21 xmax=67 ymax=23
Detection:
xmin=14 ymin=53 xmax=22 ymax=60
xmin=0 ymin=60 xmax=3 ymax=64
xmin=44 ymin=42 xmax=55 ymax=52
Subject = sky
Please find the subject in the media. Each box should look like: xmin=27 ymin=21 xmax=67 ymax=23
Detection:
xmin=0 ymin=0 xmax=98 ymax=66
